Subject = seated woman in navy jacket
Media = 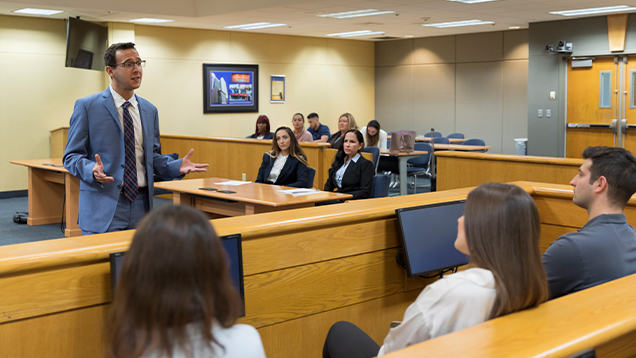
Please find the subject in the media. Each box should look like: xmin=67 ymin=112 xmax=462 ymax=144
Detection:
xmin=246 ymin=115 xmax=274 ymax=139
xmin=324 ymin=129 xmax=374 ymax=200
xmin=256 ymin=126 xmax=312 ymax=188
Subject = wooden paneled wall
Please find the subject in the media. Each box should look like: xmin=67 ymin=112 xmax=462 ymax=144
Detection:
xmin=3 ymin=182 xmax=634 ymax=357
xmin=436 ymin=151 xmax=582 ymax=191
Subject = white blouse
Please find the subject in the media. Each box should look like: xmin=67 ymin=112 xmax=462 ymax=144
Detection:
xmin=378 ymin=268 xmax=496 ymax=356
xmin=266 ymin=154 xmax=288 ymax=183
xmin=360 ymin=126 xmax=388 ymax=150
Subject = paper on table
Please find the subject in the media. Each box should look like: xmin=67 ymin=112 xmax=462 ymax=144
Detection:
xmin=279 ymin=188 xmax=321 ymax=197
xmin=214 ymin=181 xmax=252 ymax=186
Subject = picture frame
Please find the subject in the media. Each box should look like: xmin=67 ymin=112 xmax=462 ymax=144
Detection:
xmin=271 ymin=75 xmax=285 ymax=103
xmin=203 ymin=63 xmax=259 ymax=113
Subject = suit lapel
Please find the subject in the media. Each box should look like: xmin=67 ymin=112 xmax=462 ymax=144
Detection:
xmin=137 ymin=96 xmax=152 ymax=169
xmin=277 ymin=156 xmax=293 ymax=182
xmin=102 ymin=88 xmax=122 ymax=134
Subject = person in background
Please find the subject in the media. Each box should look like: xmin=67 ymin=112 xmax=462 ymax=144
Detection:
xmin=360 ymin=120 xmax=387 ymax=150
xmin=543 ymin=146 xmax=636 ymax=299
xmin=323 ymin=183 xmax=549 ymax=358
xmin=328 ymin=113 xmax=359 ymax=150
xmin=256 ymin=127 xmax=313 ymax=188
xmin=324 ymin=129 xmax=373 ymax=200
xmin=247 ymin=115 xmax=274 ymax=139
xmin=307 ymin=112 xmax=330 ymax=143
xmin=292 ymin=113 xmax=313 ymax=142
xmin=108 ymin=205 xmax=267 ymax=358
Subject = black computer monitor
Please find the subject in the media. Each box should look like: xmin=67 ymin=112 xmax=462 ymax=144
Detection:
xmin=109 ymin=233 xmax=246 ymax=316
xmin=395 ymin=200 xmax=469 ymax=277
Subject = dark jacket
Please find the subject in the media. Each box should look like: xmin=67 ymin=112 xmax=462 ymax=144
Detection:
xmin=328 ymin=132 xmax=345 ymax=150
xmin=324 ymin=155 xmax=374 ymax=200
xmin=247 ymin=132 xmax=274 ymax=139
xmin=256 ymin=153 xmax=312 ymax=188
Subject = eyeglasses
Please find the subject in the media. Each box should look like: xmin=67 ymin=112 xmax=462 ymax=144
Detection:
xmin=112 ymin=60 xmax=146 ymax=69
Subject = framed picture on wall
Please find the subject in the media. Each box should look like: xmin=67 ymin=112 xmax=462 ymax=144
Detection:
xmin=271 ymin=75 xmax=285 ymax=103
xmin=203 ymin=64 xmax=259 ymax=113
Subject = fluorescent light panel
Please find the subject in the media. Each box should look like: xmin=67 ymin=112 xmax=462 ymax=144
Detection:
xmin=326 ymin=30 xmax=385 ymax=37
xmin=318 ymin=9 xmax=396 ymax=19
xmin=224 ymin=22 xmax=287 ymax=30
xmin=129 ymin=18 xmax=174 ymax=24
xmin=424 ymin=19 xmax=494 ymax=28
xmin=446 ymin=0 xmax=500 ymax=3
xmin=549 ymin=5 xmax=636 ymax=16
xmin=13 ymin=8 xmax=63 ymax=15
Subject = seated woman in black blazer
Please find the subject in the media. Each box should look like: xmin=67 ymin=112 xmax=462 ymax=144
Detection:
xmin=246 ymin=115 xmax=274 ymax=139
xmin=324 ymin=129 xmax=374 ymax=200
xmin=256 ymin=126 xmax=312 ymax=188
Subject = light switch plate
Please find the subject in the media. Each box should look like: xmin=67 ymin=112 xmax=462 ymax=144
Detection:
xmin=538 ymin=109 xmax=543 ymax=118
xmin=550 ymin=91 xmax=556 ymax=100
xmin=546 ymin=109 xmax=551 ymax=117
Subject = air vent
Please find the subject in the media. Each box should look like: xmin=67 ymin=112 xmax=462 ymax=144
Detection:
xmin=372 ymin=36 xmax=401 ymax=40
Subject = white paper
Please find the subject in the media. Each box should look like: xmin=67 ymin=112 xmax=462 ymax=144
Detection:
xmin=214 ymin=180 xmax=251 ymax=186
xmin=279 ymin=188 xmax=321 ymax=197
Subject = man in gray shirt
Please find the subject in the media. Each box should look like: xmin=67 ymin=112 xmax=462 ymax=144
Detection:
xmin=543 ymin=146 xmax=636 ymax=299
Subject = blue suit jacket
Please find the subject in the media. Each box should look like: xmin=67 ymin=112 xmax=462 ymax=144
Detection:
xmin=255 ymin=153 xmax=312 ymax=188
xmin=63 ymin=88 xmax=183 ymax=233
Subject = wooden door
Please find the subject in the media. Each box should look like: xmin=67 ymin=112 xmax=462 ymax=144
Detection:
xmin=623 ymin=56 xmax=636 ymax=153
xmin=566 ymin=57 xmax=617 ymax=158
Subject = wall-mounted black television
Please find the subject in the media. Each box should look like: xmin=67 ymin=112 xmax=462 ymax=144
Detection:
xmin=65 ymin=17 xmax=108 ymax=71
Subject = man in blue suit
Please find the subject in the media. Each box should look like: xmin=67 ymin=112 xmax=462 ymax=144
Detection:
xmin=63 ymin=42 xmax=208 ymax=235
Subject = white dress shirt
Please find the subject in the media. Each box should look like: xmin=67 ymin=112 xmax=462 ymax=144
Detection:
xmin=335 ymin=153 xmax=360 ymax=188
xmin=109 ymin=85 xmax=146 ymax=187
xmin=141 ymin=322 xmax=267 ymax=358
xmin=360 ymin=126 xmax=388 ymax=150
xmin=378 ymin=268 xmax=496 ymax=356
xmin=266 ymin=154 xmax=288 ymax=183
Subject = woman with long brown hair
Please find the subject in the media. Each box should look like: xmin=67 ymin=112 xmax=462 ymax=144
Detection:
xmin=323 ymin=183 xmax=549 ymax=357
xmin=256 ymin=126 xmax=313 ymax=188
xmin=108 ymin=205 xmax=266 ymax=358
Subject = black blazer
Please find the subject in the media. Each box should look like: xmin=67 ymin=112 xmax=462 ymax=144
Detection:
xmin=328 ymin=132 xmax=344 ymax=150
xmin=256 ymin=153 xmax=312 ymax=188
xmin=247 ymin=132 xmax=274 ymax=139
xmin=324 ymin=155 xmax=374 ymax=200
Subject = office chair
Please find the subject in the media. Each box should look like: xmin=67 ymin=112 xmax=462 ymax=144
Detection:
xmin=363 ymin=146 xmax=381 ymax=174
xmin=462 ymin=138 xmax=485 ymax=146
xmin=370 ymin=174 xmax=391 ymax=198
xmin=424 ymin=131 xmax=442 ymax=138
xmin=407 ymin=143 xmax=431 ymax=194
xmin=447 ymin=133 xmax=465 ymax=139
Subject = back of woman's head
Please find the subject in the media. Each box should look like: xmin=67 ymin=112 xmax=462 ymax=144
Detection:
xmin=464 ymin=183 xmax=548 ymax=319
xmin=108 ymin=205 xmax=240 ymax=358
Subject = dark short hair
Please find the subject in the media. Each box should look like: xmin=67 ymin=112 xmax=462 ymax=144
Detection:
xmin=307 ymin=113 xmax=319 ymax=120
xmin=582 ymin=146 xmax=636 ymax=207
xmin=293 ymin=113 xmax=305 ymax=121
xmin=104 ymin=42 xmax=136 ymax=68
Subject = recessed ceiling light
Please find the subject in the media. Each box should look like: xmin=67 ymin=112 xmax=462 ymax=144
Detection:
xmin=326 ymin=30 xmax=385 ymax=38
xmin=318 ymin=9 xmax=396 ymax=19
xmin=423 ymin=20 xmax=495 ymax=28
xmin=224 ymin=22 xmax=287 ymax=30
xmin=446 ymin=0 xmax=500 ymax=3
xmin=405 ymin=35 xmax=414 ymax=37
xmin=129 ymin=18 xmax=174 ymax=24
xmin=549 ymin=5 xmax=636 ymax=16
xmin=13 ymin=8 xmax=63 ymax=15
xmin=509 ymin=26 xmax=520 ymax=29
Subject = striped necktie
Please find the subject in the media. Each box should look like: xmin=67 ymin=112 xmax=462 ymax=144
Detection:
xmin=122 ymin=101 xmax=138 ymax=202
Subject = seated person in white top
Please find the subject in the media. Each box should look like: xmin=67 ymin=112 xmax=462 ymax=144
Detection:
xmin=292 ymin=113 xmax=313 ymax=142
xmin=322 ymin=183 xmax=549 ymax=358
xmin=256 ymin=126 xmax=312 ymax=188
xmin=108 ymin=205 xmax=266 ymax=358
xmin=360 ymin=120 xmax=387 ymax=150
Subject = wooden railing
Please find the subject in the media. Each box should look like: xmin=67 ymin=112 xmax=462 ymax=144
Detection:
xmin=2 ymin=182 xmax=635 ymax=357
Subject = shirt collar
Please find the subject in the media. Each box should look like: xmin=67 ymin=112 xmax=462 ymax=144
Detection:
xmin=579 ymin=213 xmax=627 ymax=231
xmin=109 ymin=85 xmax=138 ymax=109
xmin=350 ymin=153 xmax=361 ymax=163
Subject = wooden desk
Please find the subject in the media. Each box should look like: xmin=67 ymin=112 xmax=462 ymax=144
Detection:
xmin=155 ymin=178 xmax=352 ymax=216
xmin=9 ymin=158 xmax=80 ymax=237
xmin=2 ymin=182 xmax=634 ymax=357
xmin=384 ymin=272 xmax=636 ymax=358
xmin=387 ymin=135 xmax=465 ymax=143
xmin=436 ymin=151 xmax=582 ymax=191
xmin=381 ymin=150 xmax=428 ymax=196
xmin=431 ymin=144 xmax=491 ymax=151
